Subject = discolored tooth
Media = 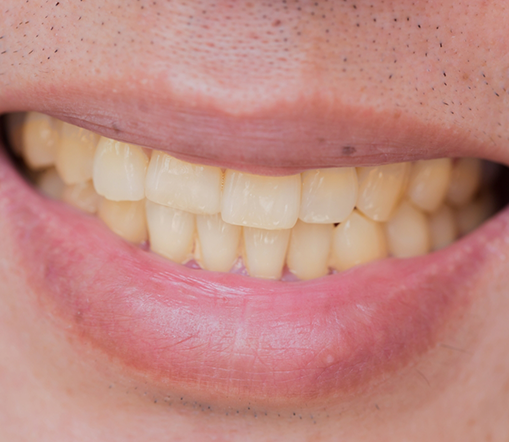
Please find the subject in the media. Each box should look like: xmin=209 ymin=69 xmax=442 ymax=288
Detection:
xmin=406 ymin=159 xmax=452 ymax=212
xmin=145 ymin=151 xmax=223 ymax=214
xmin=196 ymin=214 xmax=242 ymax=272
xmin=385 ymin=201 xmax=430 ymax=258
xmin=331 ymin=210 xmax=388 ymax=271
xmin=36 ymin=168 xmax=65 ymax=200
xmin=446 ymin=158 xmax=482 ymax=207
xmin=62 ymin=181 xmax=101 ymax=214
xmin=429 ymin=205 xmax=458 ymax=250
xmin=222 ymin=170 xmax=301 ymax=230
xmin=243 ymin=227 xmax=291 ymax=279
xmin=98 ymin=199 xmax=148 ymax=243
xmin=356 ymin=163 xmax=410 ymax=221
xmin=55 ymin=123 xmax=100 ymax=184
xmin=456 ymin=192 xmax=496 ymax=235
xmin=21 ymin=112 xmax=61 ymax=170
xmin=93 ymin=137 xmax=149 ymax=202
xmin=287 ymin=220 xmax=333 ymax=280
xmin=145 ymin=200 xmax=195 ymax=263
xmin=299 ymin=168 xmax=358 ymax=224
xmin=5 ymin=112 xmax=26 ymax=156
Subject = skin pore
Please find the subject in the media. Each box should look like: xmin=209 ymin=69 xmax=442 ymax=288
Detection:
xmin=0 ymin=1 xmax=509 ymax=441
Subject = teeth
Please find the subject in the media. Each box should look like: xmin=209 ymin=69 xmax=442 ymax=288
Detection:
xmin=331 ymin=210 xmax=388 ymax=271
xmin=21 ymin=112 xmax=61 ymax=170
xmin=98 ymin=198 xmax=148 ymax=243
xmin=299 ymin=168 xmax=358 ymax=224
xmin=93 ymin=137 xmax=149 ymax=201
xmin=196 ymin=214 xmax=242 ymax=272
xmin=446 ymin=158 xmax=482 ymax=207
xmin=222 ymin=170 xmax=301 ymax=230
xmin=55 ymin=123 xmax=100 ymax=185
xmin=429 ymin=205 xmax=458 ymax=250
xmin=5 ymin=112 xmax=26 ymax=156
xmin=36 ymin=168 xmax=65 ymax=200
xmin=356 ymin=163 xmax=410 ymax=222
xmin=243 ymin=227 xmax=291 ymax=279
xmin=287 ymin=220 xmax=333 ymax=280
xmin=406 ymin=159 xmax=452 ymax=212
xmin=456 ymin=192 xmax=496 ymax=235
xmin=145 ymin=200 xmax=195 ymax=263
xmin=62 ymin=181 xmax=101 ymax=214
xmin=385 ymin=201 xmax=430 ymax=258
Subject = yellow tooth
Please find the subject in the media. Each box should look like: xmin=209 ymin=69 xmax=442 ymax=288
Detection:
xmin=98 ymin=198 xmax=148 ymax=243
xmin=243 ymin=227 xmax=291 ymax=279
xmin=222 ymin=170 xmax=301 ymax=230
xmin=5 ymin=112 xmax=26 ymax=156
xmin=55 ymin=123 xmax=100 ymax=185
xmin=21 ymin=112 xmax=61 ymax=170
xmin=62 ymin=181 xmax=101 ymax=214
xmin=196 ymin=214 xmax=242 ymax=272
xmin=145 ymin=151 xmax=223 ymax=215
xmin=299 ymin=168 xmax=358 ymax=224
xmin=456 ymin=192 xmax=496 ymax=235
xmin=92 ymin=137 xmax=148 ymax=201
xmin=429 ymin=205 xmax=458 ymax=250
xmin=446 ymin=158 xmax=482 ymax=207
xmin=406 ymin=158 xmax=452 ymax=212
xmin=287 ymin=220 xmax=333 ymax=280
xmin=385 ymin=201 xmax=430 ymax=258
xmin=356 ymin=162 xmax=410 ymax=221
xmin=331 ymin=210 xmax=388 ymax=271
xmin=145 ymin=200 xmax=195 ymax=263
xmin=36 ymin=167 xmax=65 ymax=200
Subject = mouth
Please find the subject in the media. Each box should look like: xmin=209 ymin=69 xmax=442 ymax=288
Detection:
xmin=1 ymin=108 xmax=507 ymax=412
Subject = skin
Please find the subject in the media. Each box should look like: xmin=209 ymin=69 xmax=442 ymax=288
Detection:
xmin=0 ymin=0 xmax=509 ymax=440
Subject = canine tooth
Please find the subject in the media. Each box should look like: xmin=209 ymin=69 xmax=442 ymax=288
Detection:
xmin=62 ymin=181 xmax=101 ymax=214
xmin=196 ymin=214 xmax=242 ymax=272
xmin=287 ymin=220 xmax=333 ymax=280
xmin=299 ymin=168 xmax=358 ymax=224
xmin=446 ymin=158 xmax=482 ymax=207
xmin=36 ymin=168 xmax=65 ymax=200
xmin=243 ymin=227 xmax=291 ymax=279
xmin=5 ymin=112 xmax=26 ymax=155
xmin=356 ymin=163 xmax=410 ymax=221
xmin=145 ymin=151 xmax=222 ymax=214
xmin=222 ymin=170 xmax=301 ymax=230
xmin=385 ymin=201 xmax=430 ymax=258
xmin=429 ymin=205 xmax=458 ymax=250
xmin=145 ymin=200 xmax=195 ymax=263
xmin=407 ymin=159 xmax=452 ymax=212
xmin=22 ymin=112 xmax=60 ymax=170
xmin=456 ymin=192 xmax=496 ymax=235
xmin=98 ymin=199 xmax=148 ymax=243
xmin=331 ymin=210 xmax=388 ymax=271
xmin=55 ymin=123 xmax=100 ymax=184
xmin=93 ymin=137 xmax=148 ymax=201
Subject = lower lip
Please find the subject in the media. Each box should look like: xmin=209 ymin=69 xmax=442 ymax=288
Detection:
xmin=0 ymin=147 xmax=502 ymax=409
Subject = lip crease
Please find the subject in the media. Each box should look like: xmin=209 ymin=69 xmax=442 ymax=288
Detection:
xmin=0 ymin=130 xmax=504 ymax=408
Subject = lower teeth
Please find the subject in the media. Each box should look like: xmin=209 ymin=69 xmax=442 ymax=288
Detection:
xmin=3 ymin=112 xmax=500 ymax=280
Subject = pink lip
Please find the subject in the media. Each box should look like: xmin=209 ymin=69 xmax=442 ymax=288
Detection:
xmin=0 ymin=144 xmax=501 ymax=409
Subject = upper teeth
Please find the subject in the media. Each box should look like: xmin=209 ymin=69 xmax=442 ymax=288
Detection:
xmin=7 ymin=112 xmax=494 ymax=280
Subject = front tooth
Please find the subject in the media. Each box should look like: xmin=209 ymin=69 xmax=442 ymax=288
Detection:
xmin=299 ymin=168 xmax=358 ymax=224
xmin=243 ymin=227 xmax=291 ymax=279
xmin=92 ymin=137 xmax=148 ymax=201
xmin=446 ymin=158 xmax=482 ymax=207
xmin=62 ymin=181 xmax=101 ymax=214
xmin=21 ymin=112 xmax=60 ymax=170
xmin=36 ymin=168 xmax=65 ymax=200
xmin=429 ymin=205 xmax=458 ymax=250
xmin=406 ymin=159 xmax=452 ymax=212
xmin=222 ymin=170 xmax=301 ymax=230
xmin=196 ymin=214 xmax=242 ymax=272
xmin=456 ymin=192 xmax=496 ymax=235
xmin=145 ymin=200 xmax=195 ymax=263
xmin=55 ymin=122 xmax=100 ymax=184
xmin=331 ymin=210 xmax=388 ymax=271
xmin=385 ymin=201 xmax=430 ymax=258
xmin=98 ymin=198 xmax=148 ymax=243
xmin=356 ymin=162 xmax=410 ymax=221
xmin=145 ymin=151 xmax=223 ymax=215
xmin=287 ymin=220 xmax=333 ymax=280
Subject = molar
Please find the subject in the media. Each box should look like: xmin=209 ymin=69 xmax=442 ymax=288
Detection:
xmin=21 ymin=112 xmax=61 ymax=170
xmin=429 ymin=205 xmax=458 ymax=250
xmin=447 ymin=158 xmax=482 ymax=207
